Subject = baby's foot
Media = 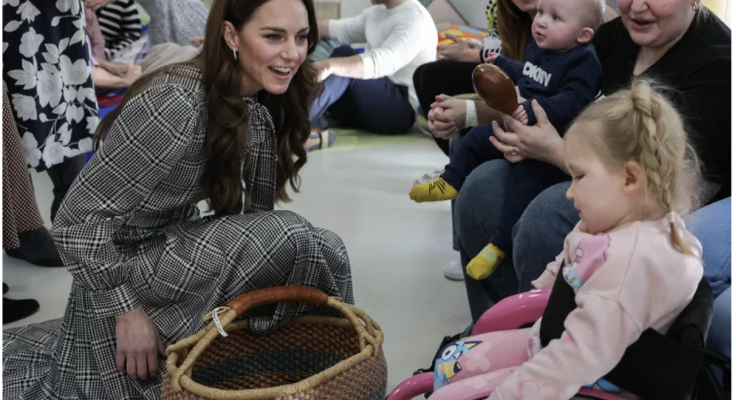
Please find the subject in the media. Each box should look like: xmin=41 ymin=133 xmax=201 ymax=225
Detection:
xmin=466 ymin=243 xmax=506 ymax=280
xmin=409 ymin=178 xmax=458 ymax=202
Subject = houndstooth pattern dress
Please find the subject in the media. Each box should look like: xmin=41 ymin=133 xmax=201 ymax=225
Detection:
xmin=3 ymin=65 xmax=354 ymax=400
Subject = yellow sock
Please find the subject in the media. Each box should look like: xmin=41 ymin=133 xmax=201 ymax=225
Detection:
xmin=409 ymin=178 xmax=458 ymax=203
xmin=466 ymin=243 xmax=506 ymax=280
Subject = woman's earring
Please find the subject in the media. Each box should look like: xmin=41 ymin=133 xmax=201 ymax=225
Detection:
xmin=692 ymin=2 xmax=698 ymax=11
xmin=232 ymin=48 xmax=238 ymax=61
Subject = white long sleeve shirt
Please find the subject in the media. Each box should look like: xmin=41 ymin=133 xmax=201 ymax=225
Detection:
xmin=489 ymin=214 xmax=704 ymax=400
xmin=328 ymin=0 xmax=437 ymax=108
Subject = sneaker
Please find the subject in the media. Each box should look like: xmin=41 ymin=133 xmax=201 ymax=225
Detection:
xmin=443 ymin=258 xmax=464 ymax=281
xmin=414 ymin=169 xmax=444 ymax=185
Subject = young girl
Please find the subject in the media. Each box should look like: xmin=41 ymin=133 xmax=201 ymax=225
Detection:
xmin=430 ymin=80 xmax=704 ymax=400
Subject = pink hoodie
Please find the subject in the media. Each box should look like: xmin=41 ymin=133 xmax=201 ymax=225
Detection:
xmin=489 ymin=213 xmax=704 ymax=400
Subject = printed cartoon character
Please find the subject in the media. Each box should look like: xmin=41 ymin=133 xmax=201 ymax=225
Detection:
xmin=563 ymin=234 xmax=611 ymax=290
xmin=584 ymin=378 xmax=621 ymax=393
xmin=434 ymin=340 xmax=482 ymax=390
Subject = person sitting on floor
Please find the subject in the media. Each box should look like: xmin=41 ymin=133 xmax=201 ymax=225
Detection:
xmin=309 ymin=0 xmax=437 ymax=135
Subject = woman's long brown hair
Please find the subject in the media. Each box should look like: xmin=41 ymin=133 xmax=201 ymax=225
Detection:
xmin=93 ymin=0 xmax=320 ymax=215
xmin=496 ymin=0 xmax=535 ymax=61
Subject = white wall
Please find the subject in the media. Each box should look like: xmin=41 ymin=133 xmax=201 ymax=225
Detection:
xmin=339 ymin=0 xmax=372 ymax=18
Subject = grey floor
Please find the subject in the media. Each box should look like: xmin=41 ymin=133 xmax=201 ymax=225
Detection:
xmin=3 ymin=134 xmax=471 ymax=393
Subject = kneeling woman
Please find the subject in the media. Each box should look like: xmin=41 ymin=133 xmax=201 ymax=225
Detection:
xmin=3 ymin=0 xmax=353 ymax=398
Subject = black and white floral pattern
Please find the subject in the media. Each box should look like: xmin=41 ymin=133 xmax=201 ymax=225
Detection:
xmin=3 ymin=0 xmax=99 ymax=171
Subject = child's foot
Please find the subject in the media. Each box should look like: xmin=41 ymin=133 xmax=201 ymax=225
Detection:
xmin=466 ymin=243 xmax=506 ymax=280
xmin=409 ymin=178 xmax=458 ymax=202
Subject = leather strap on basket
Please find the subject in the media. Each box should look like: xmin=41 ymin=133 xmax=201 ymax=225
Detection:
xmin=226 ymin=286 xmax=329 ymax=316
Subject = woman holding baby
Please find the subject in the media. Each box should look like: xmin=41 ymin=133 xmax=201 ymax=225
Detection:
xmin=428 ymin=0 xmax=731 ymax=370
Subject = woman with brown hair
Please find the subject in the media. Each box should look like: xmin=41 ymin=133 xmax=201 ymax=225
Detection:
xmin=3 ymin=0 xmax=353 ymax=398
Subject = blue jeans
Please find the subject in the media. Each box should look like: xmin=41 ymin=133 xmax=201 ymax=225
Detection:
xmin=309 ymin=45 xmax=415 ymax=135
xmin=454 ymin=160 xmax=519 ymax=321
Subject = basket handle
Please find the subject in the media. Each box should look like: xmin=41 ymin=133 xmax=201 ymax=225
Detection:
xmin=226 ymin=286 xmax=330 ymax=316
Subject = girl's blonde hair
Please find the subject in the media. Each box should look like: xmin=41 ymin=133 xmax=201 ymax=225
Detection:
xmin=568 ymin=80 xmax=702 ymax=257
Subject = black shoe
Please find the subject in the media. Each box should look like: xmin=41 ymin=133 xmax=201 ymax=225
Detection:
xmin=3 ymin=297 xmax=40 ymax=324
xmin=5 ymin=228 xmax=63 ymax=267
xmin=3 ymin=283 xmax=8 ymax=295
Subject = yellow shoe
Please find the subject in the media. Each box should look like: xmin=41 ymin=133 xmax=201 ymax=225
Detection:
xmin=409 ymin=178 xmax=458 ymax=203
xmin=466 ymin=243 xmax=506 ymax=280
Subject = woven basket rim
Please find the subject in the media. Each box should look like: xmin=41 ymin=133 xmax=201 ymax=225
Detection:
xmin=165 ymin=300 xmax=384 ymax=400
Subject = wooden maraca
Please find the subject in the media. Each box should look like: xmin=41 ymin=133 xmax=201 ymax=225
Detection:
xmin=472 ymin=64 xmax=517 ymax=115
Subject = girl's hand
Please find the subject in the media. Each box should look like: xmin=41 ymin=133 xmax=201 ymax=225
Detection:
xmin=115 ymin=307 xmax=165 ymax=380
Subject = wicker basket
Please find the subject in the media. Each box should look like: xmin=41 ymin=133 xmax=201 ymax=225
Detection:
xmin=162 ymin=286 xmax=387 ymax=400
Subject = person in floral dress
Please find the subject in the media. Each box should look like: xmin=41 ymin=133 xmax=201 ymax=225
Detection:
xmin=3 ymin=0 xmax=100 ymax=228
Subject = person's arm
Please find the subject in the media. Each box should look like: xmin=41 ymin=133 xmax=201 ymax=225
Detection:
xmin=677 ymin=60 xmax=731 ymax=198
xmin=327 ymin=12 xmax=368 ymax=44
xmin=493 ymin=55 xmax=525 ymax=84
xmin=96 ymin=0 xmax=142 ymax=59
xmin=520 ymin=52 xmax=602 ymax=127
xmin=317 ymin=20 xmax=330 ymax=37
xmin=319 ymin=55 xmax=365 ymax=79
xmin=358 ymin=19 xmax=426 ymax=80
xmin=53 ymin=84 xmax=198 ymax=318
xmin=91 ymin=65 xmax=131 ymax=89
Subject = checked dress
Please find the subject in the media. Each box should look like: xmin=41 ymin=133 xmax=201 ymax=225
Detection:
xmin=3 ymin=65 xmax=354 ymax=399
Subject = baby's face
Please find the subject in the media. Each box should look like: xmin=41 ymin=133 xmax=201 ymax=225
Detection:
xmin=532 ymin=0 xmax=593 ymax=50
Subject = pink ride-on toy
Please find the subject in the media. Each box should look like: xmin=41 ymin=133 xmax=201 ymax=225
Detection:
xmin=387 ymin=278 xmax=726 ymax=400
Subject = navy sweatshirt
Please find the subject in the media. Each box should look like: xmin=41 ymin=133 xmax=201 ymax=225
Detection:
xmin=494 ymin=41 xmax=602 ymax=132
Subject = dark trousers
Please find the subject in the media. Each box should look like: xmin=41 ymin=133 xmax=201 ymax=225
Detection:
xmin=412 ymin=59 xmax=480 ymax=155
xmin=309 ymin=45 xmax=416 ymax=135
xmin=443 ymin=124 xmax=567 ymax=252
xmin=46 ymin=154 xmax=86 ymax=223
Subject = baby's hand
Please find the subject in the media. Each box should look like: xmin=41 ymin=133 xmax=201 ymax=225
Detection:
xmin=512 ymin=105 xmax=528 ymax=125
xmin=484 ymin=52 xmax=500 ymax=64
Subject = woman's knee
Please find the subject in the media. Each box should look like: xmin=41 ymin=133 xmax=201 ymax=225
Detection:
xmin=455 ymin=160 xmax=511 ymax=237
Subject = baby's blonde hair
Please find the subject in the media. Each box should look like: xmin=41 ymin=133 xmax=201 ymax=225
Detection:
xmin=568 ymin=80 xmax=702 ymax=257
xmin=586 ymin=0 xmax=606 ymax=30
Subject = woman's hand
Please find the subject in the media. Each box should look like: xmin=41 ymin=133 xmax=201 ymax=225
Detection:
xmin=115 ymin=307 xmax=165 ymax=380
xmin=190 ymin=36 xmax=205 ymax=47
xmin=488 ymin=99 xmax=566 ymax=169
xmin=438 ymin=34 xmax=480 ymax=62
xmin=428 ymin=107 xmax=459 ymax=139
xmin=428 ymin=94 xmax=467 ymax=139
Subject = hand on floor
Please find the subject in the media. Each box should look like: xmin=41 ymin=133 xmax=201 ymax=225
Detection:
xmin=409 ymin=177 xmax=458 ymax=202
xmin=466 ymin=243 xmax=506 ymax=280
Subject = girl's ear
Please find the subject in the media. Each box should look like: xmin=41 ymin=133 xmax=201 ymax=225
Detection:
xmin=622 ymin=160 xmax=644 ymax=195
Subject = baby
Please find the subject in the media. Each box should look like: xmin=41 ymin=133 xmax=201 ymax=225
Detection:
xmin=411 ymin=0 xmax=605 ymax=281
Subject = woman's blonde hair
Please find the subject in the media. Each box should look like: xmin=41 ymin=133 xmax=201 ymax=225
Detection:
xmin=568 ymin=80 xmax=702 ymax=257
